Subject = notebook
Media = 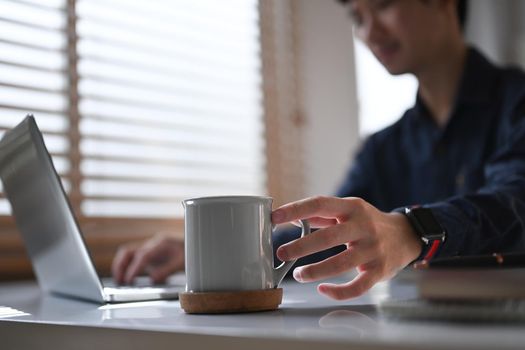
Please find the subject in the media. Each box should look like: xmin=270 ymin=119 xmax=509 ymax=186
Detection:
xmin=0 ymin=115 xmax=183 ymax=303
xmin=379 ymin=267 xmax=525 ymax=322
xmin=380 ymin=298 xmax=525 ymax=322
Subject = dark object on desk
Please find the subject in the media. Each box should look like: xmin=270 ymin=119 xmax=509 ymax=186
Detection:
xmin=412 ymin=267 xmax=525 ymax=300
xmin=179 ymin=288 xmax=283 ymax=314
xmin=380 ymin=298 xmax=525 ymax=323
xmin=380 ymin=267 xmax=525 ymax=323
xmin=414 ymin=252 xmax=525 ymax=269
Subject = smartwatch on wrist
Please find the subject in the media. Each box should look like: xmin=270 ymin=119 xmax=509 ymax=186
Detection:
xmin=403 ymin=206 xmax=446 ymax=261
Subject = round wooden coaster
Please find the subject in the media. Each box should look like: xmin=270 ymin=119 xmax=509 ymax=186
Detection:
xmin=179 ymin=288 xmax=283 ymax=314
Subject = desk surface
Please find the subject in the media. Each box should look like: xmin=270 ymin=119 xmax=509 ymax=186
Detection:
xmin=1 ymin=274 xmax=524 ymax=350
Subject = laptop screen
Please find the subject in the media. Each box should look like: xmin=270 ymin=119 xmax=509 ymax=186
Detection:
xmin=0 ymin=116 xmax=105 ymax=303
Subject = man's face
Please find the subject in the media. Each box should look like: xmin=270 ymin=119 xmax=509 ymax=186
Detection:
xmin=349 ymin=0 xmax=453 ymax=75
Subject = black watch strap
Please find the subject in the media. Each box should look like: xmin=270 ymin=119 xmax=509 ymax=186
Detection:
xmin=404 ymin=207 xmax=446 ymax=244
xmin=395 ymin=206 xmax=446 ymax=261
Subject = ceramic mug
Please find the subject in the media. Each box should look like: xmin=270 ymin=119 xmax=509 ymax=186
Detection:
xmin=182 ymin=195 xmax=310 ymax=292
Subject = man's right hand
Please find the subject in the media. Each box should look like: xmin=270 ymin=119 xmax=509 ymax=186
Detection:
xmin=111 ymin=234 xmax=185 ymax=285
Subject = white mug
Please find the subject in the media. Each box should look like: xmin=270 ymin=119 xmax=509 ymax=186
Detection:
xmin=182 ymin=195 xmax=310 ymax=292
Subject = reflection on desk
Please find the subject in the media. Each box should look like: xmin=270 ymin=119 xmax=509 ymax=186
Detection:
xmin=1 ymin=274 xmax=525 ymax=350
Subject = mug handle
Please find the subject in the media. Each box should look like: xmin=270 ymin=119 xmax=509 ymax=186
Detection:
xmin=272 ymin=219 xmax=311 ymax=287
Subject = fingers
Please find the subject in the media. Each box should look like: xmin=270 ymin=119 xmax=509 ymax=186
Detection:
xmin=272 ymin=196 xmax=363 ymax=224
xmin=123 ymin=240 xmax=165 ymax=284
xmin=292 ymin=245 xmax=372 ymax=283
xmin=276 ymin=221 xmax=363 ymax=261
xmin=112 ymin=244 xmax=138 ymax=285
xmin=317 ymin=269 xmax=382 ymax=300
xmin=123 ymin=251 xmax=150 ymax=285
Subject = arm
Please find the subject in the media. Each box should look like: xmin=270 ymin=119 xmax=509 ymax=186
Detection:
xmin=426 ymin=103 xmax=525 ymax=257
xmin=273 ymin=97 xmax=525 ymax=300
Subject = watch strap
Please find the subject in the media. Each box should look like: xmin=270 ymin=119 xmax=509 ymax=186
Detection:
xmin=393 ymin=206 xmax=445 ymax=262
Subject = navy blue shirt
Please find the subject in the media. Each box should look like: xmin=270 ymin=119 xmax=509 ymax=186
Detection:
xmin=275 ymin=48 xmax=525 ymax=265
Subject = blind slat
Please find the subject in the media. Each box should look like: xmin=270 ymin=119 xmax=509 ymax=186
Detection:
xmin=0 ymin=108 xmax=68 ymax=132
xmin=82 ymin=180 xmax=256 ymax=196
xmin=0 ymin=21 xmax=66 ymax=50
xmin=0 ymin=1 xmax=66 ymax=30
xmin=80 ymin=118 xmax=261 ymax=146
xmin=81 ymin=160 xmax=261 ymax=183
xmin=79 ymin=81 xmax=259 ymax=113
xmin=77 ymin=43 xmax=260 ymax=86
xmin=9 ymin=0 xmax=66 ymax=11
xmin=80 ymin=174 xmax=259 ymax=190
xmin=81 ymin=155 xmax=258 ymax=173
xmin=0 ymin=86 xmax=67 ymax=111
xmin=80 ymin=100 xmax=262 ymax=129
xmin=81 ymin=113 xmax=259 ymax=136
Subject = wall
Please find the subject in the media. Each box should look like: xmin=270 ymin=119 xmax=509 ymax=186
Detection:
xmin=295 ymin=0 xmax=359 ymax=197
xmin=465 ymin=0 xmax=525 ymax=67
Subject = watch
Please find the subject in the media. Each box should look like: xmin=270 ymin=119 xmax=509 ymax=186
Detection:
xmin=403 ymin=207 xmax=446 ymax=261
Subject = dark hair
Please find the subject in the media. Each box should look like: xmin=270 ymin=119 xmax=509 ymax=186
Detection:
xmin=339 ymin=0 xmax=469 ymax=32
xmin=456 ymin=0 xmax=468 ymax=31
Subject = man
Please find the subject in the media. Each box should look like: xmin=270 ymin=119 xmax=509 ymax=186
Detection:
xmin=112 ymin=0 xmax=525 ymax=300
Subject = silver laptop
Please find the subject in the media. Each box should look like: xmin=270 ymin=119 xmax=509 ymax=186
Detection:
xmin=0 ymin=115 xmax=183 ymax=303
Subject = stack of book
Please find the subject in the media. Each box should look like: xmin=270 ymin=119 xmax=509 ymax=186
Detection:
xmin=379 ymin=253 xmax=525 ymax=322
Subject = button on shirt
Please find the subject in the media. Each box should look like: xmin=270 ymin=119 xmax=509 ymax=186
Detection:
xmin=274 ymin=47 xmax=525 ymax=264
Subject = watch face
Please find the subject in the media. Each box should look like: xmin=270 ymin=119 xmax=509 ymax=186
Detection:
xmin=414 ymin=208 xmax=443 ymax=235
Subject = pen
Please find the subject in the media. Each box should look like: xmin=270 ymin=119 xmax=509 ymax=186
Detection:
xmin=413 ymin=252 xmax=525 ymax=269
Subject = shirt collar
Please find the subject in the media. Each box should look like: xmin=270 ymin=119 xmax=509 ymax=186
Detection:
xmin=453 ymin=47 xmax=499 ymax=105
xmin=412 ymin=47 xmax=499 ymax=126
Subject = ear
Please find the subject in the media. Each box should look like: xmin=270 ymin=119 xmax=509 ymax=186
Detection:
xmin=420 ymin=0 xmax=455 ymax=14
xmin=436 ymin=0 xmax=458 ymax=16
xmin=421 ymin=0 xmax=458 ymax=27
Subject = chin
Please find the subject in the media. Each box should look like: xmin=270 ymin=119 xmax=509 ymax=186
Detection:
xmin=383 ymin=64 xmax=410 ymax=76
xmin=375 ymin=53 xmax=411 ymax=75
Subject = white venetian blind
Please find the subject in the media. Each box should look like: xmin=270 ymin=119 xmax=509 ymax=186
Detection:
xmin=0 ymin=0 xmax=70 ymax=214
xmin=76 ymin=0 xmax=265 ymax=218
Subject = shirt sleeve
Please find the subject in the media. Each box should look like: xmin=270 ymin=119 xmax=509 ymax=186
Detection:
xmin=427 ymin=98 xmax=525 ymax=258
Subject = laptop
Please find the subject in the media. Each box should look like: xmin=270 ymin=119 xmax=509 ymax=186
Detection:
xmin=0 ymin=115 xmax=183 ymax=303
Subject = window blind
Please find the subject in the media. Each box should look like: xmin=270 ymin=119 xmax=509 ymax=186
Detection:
xmin=0 ymin=0 xmax=70 ymax=214
xmin=0 ymin=0 xmax=265 ymax=219
xmin=76 ymin=0 xmax=265 ymax=218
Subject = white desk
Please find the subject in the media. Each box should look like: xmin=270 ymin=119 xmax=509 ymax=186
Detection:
xmin=1 ymin=275 xmax=524 ymax=350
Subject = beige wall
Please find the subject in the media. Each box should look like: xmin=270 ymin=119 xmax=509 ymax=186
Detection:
xmin=465 ymin=0 xmax=525 ymax=67
xmin=294 ymin=0 xmax=359 ymax=197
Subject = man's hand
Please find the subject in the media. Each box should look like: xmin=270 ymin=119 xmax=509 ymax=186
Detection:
xmin=272 ymin=196 xmax=422 ymax=300
xmin=111 ymin=233 xmax=185 ymax=285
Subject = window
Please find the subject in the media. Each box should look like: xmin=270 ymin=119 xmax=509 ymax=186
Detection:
xmin=0 ymin=0 xmax=267 ymax=278
xmin=76 ymin=0 xmax=265 ymax=218
xmin=354 ymin=39 xmax=417 ymax=136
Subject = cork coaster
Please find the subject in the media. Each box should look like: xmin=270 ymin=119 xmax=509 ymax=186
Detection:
xmin=179 ymin=288 xmax=283 ymax=314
